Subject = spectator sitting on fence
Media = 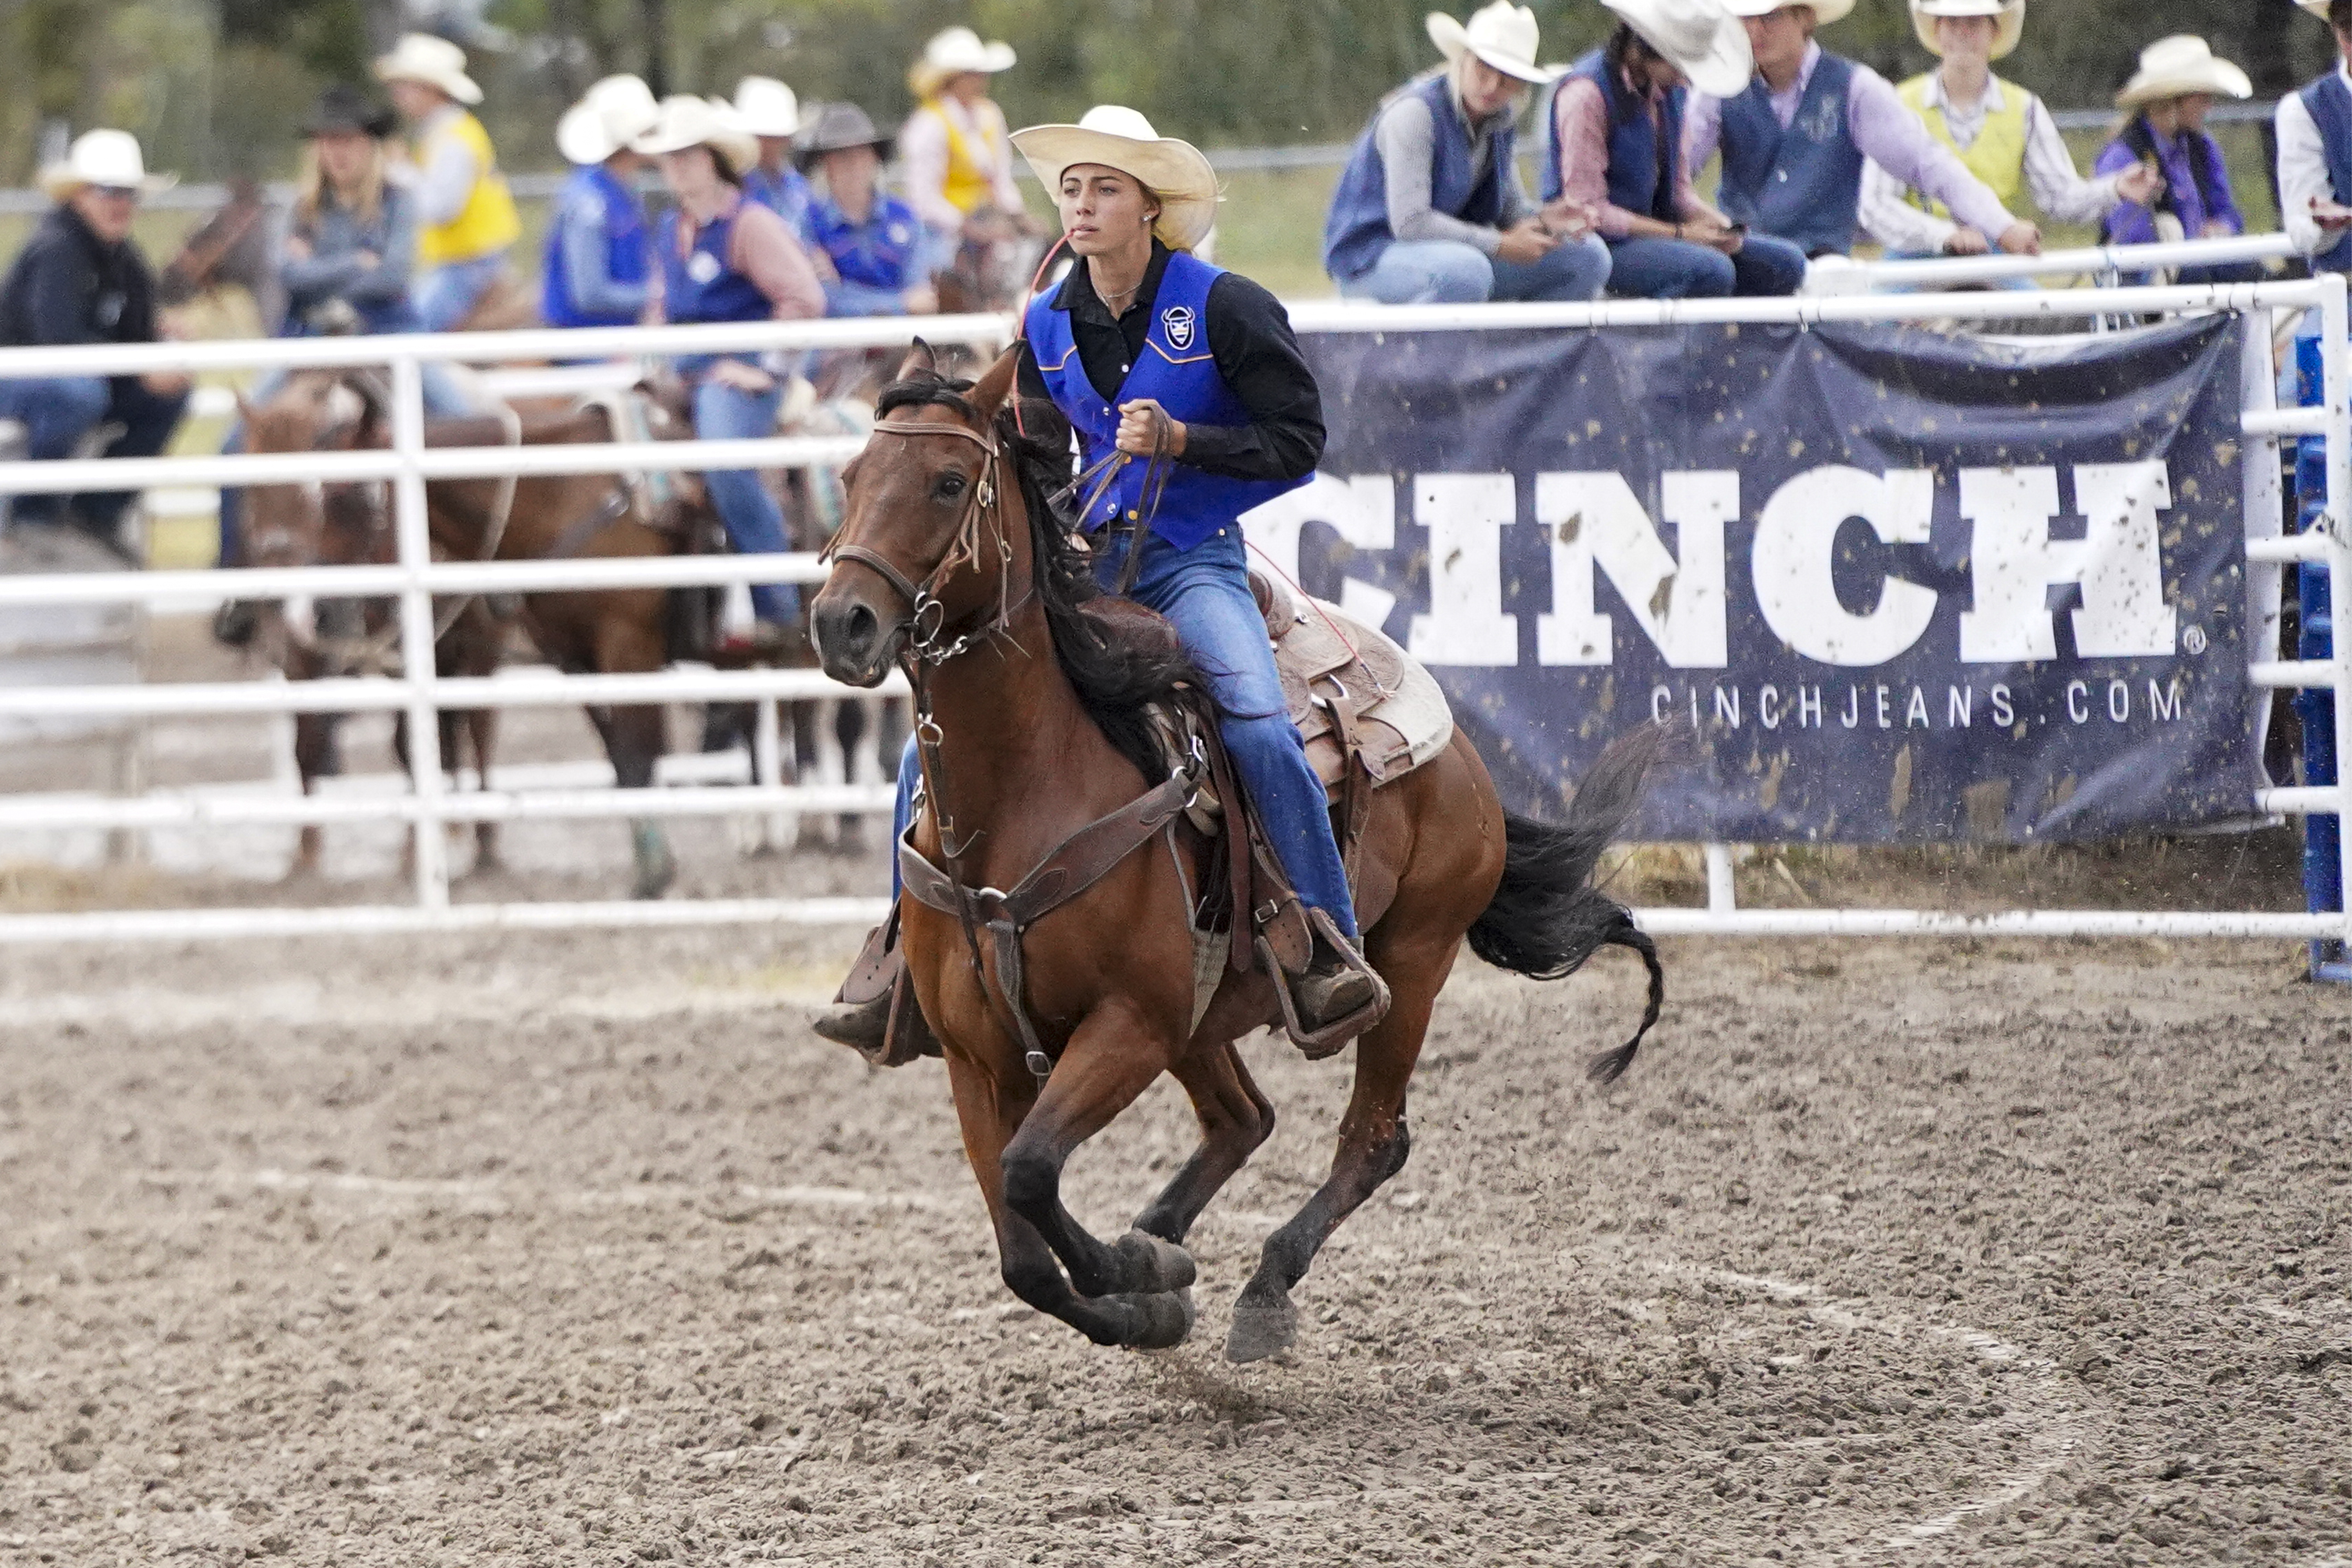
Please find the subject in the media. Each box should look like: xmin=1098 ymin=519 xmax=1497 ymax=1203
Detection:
xmin=1684 ymin=0 xmax=2038 ymax=264
xmin=901 ymin=28 xmax=1036 ymax=290
xmin=542 ymin=74 xmax=661 ymax=332
xmin=734 ymin=78 xmax=819 ymax=243
xmin=800 ymin=103 xmax=940 ymax=318
xmin=0 ymin=129 xmax=190 ymax=558
xmin=1537 ymin=0 xmax=1810 ymax=298
xmin=635 ymin=95 xmax=826 ymax=653
xmin=2097 ymin=38 xmax=2258 ymax=286
xmin=1323 ymin=1 xmax=1612 ymax=304
xmin=375 ymin=33 xmax=523 ymax=331
xmin=1858 ymin=0 xmax=2158 ymax=278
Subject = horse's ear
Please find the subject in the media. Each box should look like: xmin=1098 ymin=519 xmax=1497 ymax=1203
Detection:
xmin=965 ymin=344 xmax=1022 ymax=424
xmin=348 ymin=372 xmax=390 ymax=447
xmin=895 ymin=338 xmax=938 ymax=384
xmin=232 ymin=389 xmax=256 ymax=424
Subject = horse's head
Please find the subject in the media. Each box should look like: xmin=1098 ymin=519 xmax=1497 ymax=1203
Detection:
xmin=810 ymin=340 xmax=1025 ymax=687
xmin=238 ymin=371 xmax=392 ymax=572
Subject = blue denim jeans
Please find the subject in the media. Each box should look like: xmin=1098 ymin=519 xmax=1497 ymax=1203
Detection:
xmin=412 ymin=253 xmax=508 ymax=332
xmin=1604 ymin=233 xmax=1809 ymax=298
xmin=0 ymin=373 xmax=188 ymax=530
xmin=1339 ymin=234 xmax=1612 ymax=305
xmin=692 ymin=372 xmax=797 ymax=625
xmin=824 ymin=279 xmax=913 ymax=318
xmin=891 ymin=524 xmax=1359 ymax=939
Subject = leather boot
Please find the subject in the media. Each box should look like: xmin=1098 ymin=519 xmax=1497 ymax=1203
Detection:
xmin=811 ymin=913 xmax=900 ymax=1054
xmin=1289 ymin=909 xmax=1389 ymax=1040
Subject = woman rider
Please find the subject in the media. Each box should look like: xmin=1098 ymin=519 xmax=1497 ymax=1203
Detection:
xmin=633 ymin=95 xmax=827 ymax=650
xmin=814 ymin=105 xmax=1383 ymax=1055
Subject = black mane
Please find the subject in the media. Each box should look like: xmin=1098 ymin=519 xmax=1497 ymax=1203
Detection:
xmin=875 ymin=371 xmax=1202 ymax=785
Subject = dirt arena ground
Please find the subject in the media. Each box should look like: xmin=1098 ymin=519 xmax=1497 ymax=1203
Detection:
xmin=5 ymin=900 xmax=2352 ymax=1566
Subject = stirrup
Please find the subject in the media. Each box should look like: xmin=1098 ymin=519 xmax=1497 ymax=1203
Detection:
xmin=811 ymin=909 xmax=937 ymax=1067
xmin=1260 ymin=907 xmax=1390 ymax=1061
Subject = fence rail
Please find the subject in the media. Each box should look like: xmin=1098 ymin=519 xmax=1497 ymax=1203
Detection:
xmin=0 ymin=276 xmax=2345 ymax=947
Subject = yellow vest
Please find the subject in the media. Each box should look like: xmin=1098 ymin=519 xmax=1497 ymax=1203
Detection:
xmin=414 ymin=110 xmax=522 ymax=267
xmin=1896 ymin=73 xmax=2028 ymax=221
xmin=919 ymin=98 xmax=1006 ymax=215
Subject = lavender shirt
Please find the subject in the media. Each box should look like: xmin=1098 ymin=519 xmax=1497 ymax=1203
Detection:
xmin=1683 ymin=42 xmax=2017 ymax=245
xmin=2093 ymin=125 xmax=2243 ymax=247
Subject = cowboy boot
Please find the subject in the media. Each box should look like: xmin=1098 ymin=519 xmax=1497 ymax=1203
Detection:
xmin=1290 ymin=909 xmax=1389 ymax=1038
xmin=811 ymin=910 xmax=901 ymax=1054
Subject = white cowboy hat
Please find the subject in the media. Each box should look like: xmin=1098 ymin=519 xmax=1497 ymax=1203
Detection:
xmin=2298 ymin=0 xmax=2337 ymax=19
xmin=1720 ymin=0 xmax=1856 ymax=27
xmin=733 ymin=77 xmax=802 ymax=138
xmin=37 ymin=129 xmax=176 ymax=201
xmin=632 ymin=94 xmax=760 ymax=180
xmin=1013 ymin=105 xmax=1220 ymax=253
xmin=1911 ymin=0 xmax=2024 ymax=60
xmin=1427 ymin=2 xmax=1561 ymax=83
xmin=1602 ymin=0 xmax=1753 ymax=99
xmin=908 ymin=26 xmax=1018 ymax=97
xmin=556 ymin=74 xmax=660 ymax=165
xmin=2115 ymin=35 xmax=2254 ymax=107
xmin=372 ymin=32 xmax=483 ymax=105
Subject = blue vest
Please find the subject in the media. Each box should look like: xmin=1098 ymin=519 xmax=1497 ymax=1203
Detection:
xmin=2302 ymin=73 xmax=2352 ymax=275
xmin=541 ymin=164 xmax=650 ymax=329
xmin=1717 ymin=52 xmax=1864 ymax=256
xmin=810 ymin=193 xmax=922 ymax=292
xmin=1024 ymin=252 xmax=1309 ymax=553
xmin=1323 ymin=73 xmax=1512 ymax=282
xmin=1537 ymin=51 xmax=1684 ymax=221
xmin=657 ymin=204 xmax=772 ymax=326
xmin=743 ymin=163 xmax=815 ymax=242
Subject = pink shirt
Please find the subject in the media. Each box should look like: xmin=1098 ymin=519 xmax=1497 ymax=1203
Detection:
xmin=1550 ymin=69 xmax=1703 ymax=239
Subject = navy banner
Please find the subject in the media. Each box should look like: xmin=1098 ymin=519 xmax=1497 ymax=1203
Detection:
xmin=1244 ymin=315 xmax=2262 ymax=842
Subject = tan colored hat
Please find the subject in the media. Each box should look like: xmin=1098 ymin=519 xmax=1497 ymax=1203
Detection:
xmin=1014 ymin=105 xmax=1220 ymax=253
xmin=2115 ymin=34 xmax=2253 ymax=107
xmin=1911 ymin=0 xmax=2024 ymax=60
xmin=1601 ymin=0 xmax=1753 ymax=99
xmin=38 ymin=129 xmax=176 ymax=201
xmin=1720 ymin=0 xmax=1856 ymax=27
xmin=908 ymin=26 xmax=1018 ymax=98
xmin=2298 ymin=0 xmax=2336 ymax=19
xmin=632 ymin=94 xmax=760 ymax=180
xmin=372 ymin=33 xmax=483 ymax=106
xmin=1427 ymin=2 xmax=1561 ymax=83
xmin=557 ymin=74 xmax=659 ymax=165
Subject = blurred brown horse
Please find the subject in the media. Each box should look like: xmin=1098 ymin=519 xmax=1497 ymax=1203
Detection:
xmin=809 ymin=345 xmax=1664 ymax=1362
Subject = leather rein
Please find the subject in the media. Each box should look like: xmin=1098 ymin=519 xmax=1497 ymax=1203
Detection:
xmin=824 ymin=410 xmax=1201 ymax=1084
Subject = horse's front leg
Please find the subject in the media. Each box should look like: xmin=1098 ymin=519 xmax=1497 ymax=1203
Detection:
xmin=942 ymin=1049 xmax=1191 ymax=1351
xmin=1130 ymin=1038 xmax=1277 ymax=1247
xmin=997 ymin=1000 xmax=1200 ymax=1317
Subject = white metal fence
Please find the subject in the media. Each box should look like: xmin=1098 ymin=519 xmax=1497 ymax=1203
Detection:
xmin=0 ymin=249 xmax=2346 ymax=946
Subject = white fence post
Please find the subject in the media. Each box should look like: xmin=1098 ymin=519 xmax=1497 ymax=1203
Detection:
xmin=1704 ymin=844 xmax=1736 ymax=915
xmin=2321 ymin=272 xmax=2352 ymax=953
xmin=388 ymin=354 xmax=451 ymax=908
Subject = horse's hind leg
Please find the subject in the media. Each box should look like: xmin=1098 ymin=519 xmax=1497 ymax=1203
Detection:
xmin=464 ymin=704 xmax=501 ymax=873
xmin=1130 ymin=1039 xmax=1276 ymax=1247
xmin=1225 ymin=937 xmax=1454 ymax=1364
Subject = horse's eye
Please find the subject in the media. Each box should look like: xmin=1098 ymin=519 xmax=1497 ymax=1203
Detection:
xmin=936 ymin=473 xmax=968 ymax=501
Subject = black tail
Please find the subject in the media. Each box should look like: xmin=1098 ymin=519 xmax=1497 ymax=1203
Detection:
xmin=1466 ymin=724 xmax=1668 ymax=1085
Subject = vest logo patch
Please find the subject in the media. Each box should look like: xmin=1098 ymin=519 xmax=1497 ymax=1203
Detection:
xmin=1161 ymin=305 xmax=1196 ymax=351
xmin=686 ymin=251 xmax=722 ymax=285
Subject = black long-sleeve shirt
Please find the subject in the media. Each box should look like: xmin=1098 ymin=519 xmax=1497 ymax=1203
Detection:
xmin=1016 ymin=241 xmax=1325 ymax=483
xmin=0 ymin=204 xmax=161 ymax=349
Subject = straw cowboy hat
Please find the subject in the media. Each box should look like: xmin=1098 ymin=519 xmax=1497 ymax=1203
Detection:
xmin=37 ymin=129 xmax=175 ymax=201
xmin=733 ymin=77 xmax=802 ymax=139
xmin=1601 ymin=0 xmax=1753 ymax=99
xmin=2115 ymin=35 xmax=2253 ymax=107
xmin=556 ymin=74 xmax=660 ymax=165
xmin=372 ymin=33 xmax=483 ymax=105
xmin=632 ymin=94 xmax=760 ymax=178
xmin=1013 ymin=105 xmax=1220 ymax=252
xmin=1427 ymin=2 xmax=1561 ymax=83
xmin=1720 ymin=0 xmax=1856 ymax=26
xmin=795 ymin=102 xmax=896 ymax=167
xmin=908 ymin=26 xmax=1018 ymax=98
xmin=1911 ymin=0 xmax=2024 ymax=60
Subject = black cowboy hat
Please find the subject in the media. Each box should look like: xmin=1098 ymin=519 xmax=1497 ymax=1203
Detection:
xmin=299 ymin=83 xmax=400 ymax=140
xmin=794 ymin=102 xmax=897 ymax=168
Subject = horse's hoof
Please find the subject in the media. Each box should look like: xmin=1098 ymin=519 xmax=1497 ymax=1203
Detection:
xmin=1123 ymin=1289 xmax=1195 ymax=1351
xmin=1224 ymin=1290 xmax=1298 ymax=1364
xmin=1116 ymin=1229 xmax=1198 ymax=1294
xmin=630 ymin=830 xmax=677 ymax=900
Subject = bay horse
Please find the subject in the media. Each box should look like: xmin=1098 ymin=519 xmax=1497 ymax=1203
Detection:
xmin=809 ymin=345 xmax=1664 ymax=1362
xmin=240 ymin=370 xmax=714 ymax=897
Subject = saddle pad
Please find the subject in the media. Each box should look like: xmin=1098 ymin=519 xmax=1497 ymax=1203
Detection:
xmin=1282 ymin=599 xmax=1453 ymax=786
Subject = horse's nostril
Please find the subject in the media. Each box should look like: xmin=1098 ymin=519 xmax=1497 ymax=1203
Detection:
xmin=845 ymin=604 xmax=878 ymax=655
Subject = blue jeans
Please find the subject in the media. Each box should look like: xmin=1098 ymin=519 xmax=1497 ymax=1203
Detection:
xmin=891 ymin=525 xmax=1359 ymax=939
xmin=1604 ymin=234 xmax=1809 ymax=298
xmin=0 ymin=373 xmax=189 ymax=531
xmin=692 ymin=372 xmax=796 ymax=625
xmin=824 ymin=279 xmax=912 ymax=318
xmin=413 ymin=254 xmax=508 ymax=333
xmin=1339 ymin=234 xmax=1612 ymax=305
